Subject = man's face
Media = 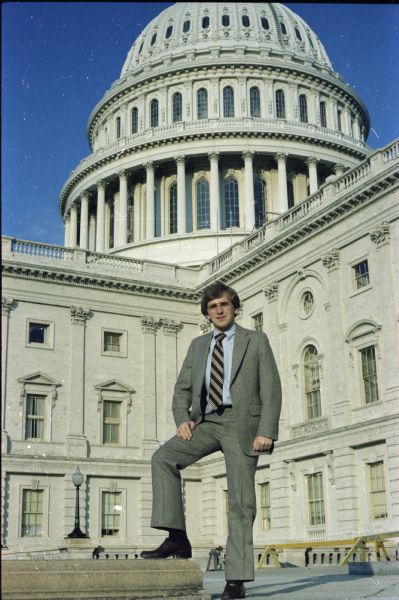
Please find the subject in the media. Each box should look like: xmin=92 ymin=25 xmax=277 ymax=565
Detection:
xmin=206 ymin=292 xmax=238 ymax=331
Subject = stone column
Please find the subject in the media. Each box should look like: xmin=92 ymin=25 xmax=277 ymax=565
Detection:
xmin=209 ymin=152 xmax=220 ymax=231
xmin=175 ymin=156 xmax=186 ymax=234
xmin=134 ymin=183 xmax=141 ymax=242
xmin=64 ymin=216 xmax=71 ymax=247
xmin=306 ymin=158 xmax=319 ymax=195
xmin=67 ymin=306 xmax=90 ymax=458
xmin=89 ymin=213 xmax=96 ymax=251
xmin=144 ymin=162 xmax=155 ymax=240
xmin=141 ymin=317 xmax=162 ymax=455
xmin=96 ymin=181 xmax=106 ymax=253
xmin=118 ymin=170 xmax=128 ymax=247
xmin=243 ymin=151 xmax=255 ymax=231
xmin=79 ymin=192 xmax=89 ymax=250
xmin=275 ymin=153 xmax=288 ymax=213
xmin=70 ymin=203 xmax=78 ymax=248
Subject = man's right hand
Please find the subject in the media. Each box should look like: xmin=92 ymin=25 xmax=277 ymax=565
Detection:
xmin=176 ymin=421 xmax=196 ymax=440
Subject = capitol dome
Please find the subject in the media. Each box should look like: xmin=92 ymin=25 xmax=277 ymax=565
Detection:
xmin=60 ymin=2 xmax=371 ymax=266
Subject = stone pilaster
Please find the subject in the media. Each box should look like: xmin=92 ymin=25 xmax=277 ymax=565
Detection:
xmin=144 ymin=162 xmax=155 ymax=240
xmin=333 ymin=446 xmax=359 ymax=537
xmin=2 ymin=297 xmax=16 ymax=452
xmin=275 ymin=153 xmax=288 ymax=213
xmin=159 ymin=319 xmax=184 ymax=441
xmin=306 ymin=157 xmax=319 ymax=195
xmin=141 ymin=316 xmax=162 ymax=452
xmin=175 ymin=156 xmax=186 ymax=234
xmin=67 ymin=306 xmax=90 ymax=457
xmin=118 ymin=170 xmax=128 ymax=247
xmin=79 ymin=192 xmax=89 ymax=250
xmin=64 ymin=215 xmax=71 ymax=247
xmin=96 ymin=181 xmax=106 ymax=253
xmin=209 ymin=152 xmax=220 ymax=231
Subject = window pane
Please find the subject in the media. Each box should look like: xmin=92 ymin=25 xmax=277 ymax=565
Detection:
xmin=242 ymin=15 xmax=250 ymax=27
xmin=354 ymin=260 xmax=369 ymax=289
xmin=169 ymin=183 xmax=177 ymax=234
xmin=304 ymin=345 xmax=321 ymax=419
xmin=183 ymin=20 xmax=190 ymax=33
xmin=361 ymin=346 xmax=379 ymax=404
xmin=165 ymin=25 xmax=173 ymax=39
xmin=320 ymin=102 xmax=327 ymax=127
xmin=104 ymin=332 xmax=122 ymax=352
xmin=250 ymin=86 xmax=261 ymax=118
xmin=254 ymin=179 xmax=266 ymax=227
xmin=299 ymin=95 xmax=308 ymax=123
xmin=172 ymin=92 xmax=182 ymax=123
xmin=29 ymin=323 xmax=47 ymax=344
xmin=21 ymin=489 xmax=44 ymax=537
xmin=276 ymin=90 xmax=285 ymax=119
xmin=224 ymin=177 xmax=239 ymax=227
xmin=369 ymin=461 xmax=387 ymax=519
xmin=259 ymin=482 xmax=271 ymax=529
xmin=101 ymin=491 xmax=121 ymax=536
xmin=131 ymin=107 xmax=138 ymax=134
xmin=307 ymin=473 xmax=325 ymax=526
xmin=202 ymin=16 xmax=210 ymax=29
xmin=25 ymin=395 xmax=45 ymax=439
xmin=197 ymin=88 xmax=208 ymax=119
xmin=252 ymin=313 xmax=263 ymax=332
xmin=196 ymin=179 xmax=210 ymax=229
xmin=103 ymin=401 xmax=121 ymax=444
xmin=280 ymin=22 xmax=287 ymax=35
xmin=222 ymin=15 xmax=230 ymax=27
xmin=261 ymin=17 xmax=269 ymax=30
xmin=150 ymin=99 xmax=159 ymax=127
xmin=223 ymin=86 xmax=234 ymax=118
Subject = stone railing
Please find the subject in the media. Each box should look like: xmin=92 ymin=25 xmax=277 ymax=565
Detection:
xmin=10 ymin=239 xmax=74 ymax=261
xmin=87 ymin=253 xmax=143 ymax=273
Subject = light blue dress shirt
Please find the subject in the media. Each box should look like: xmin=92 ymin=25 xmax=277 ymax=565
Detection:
xmin=205 ymin=324 xmax=236 ymax=413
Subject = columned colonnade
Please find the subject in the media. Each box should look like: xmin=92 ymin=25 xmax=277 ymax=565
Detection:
xmin=64 ymin=151 xmax=345 ymax=251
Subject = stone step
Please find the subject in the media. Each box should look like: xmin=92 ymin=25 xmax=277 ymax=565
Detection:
xmin=2 ymin=558 xmax=212 ymax=600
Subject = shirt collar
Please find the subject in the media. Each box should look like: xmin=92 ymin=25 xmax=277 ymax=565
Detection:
xmin=213 ymin=323 xmax=236 ymax=339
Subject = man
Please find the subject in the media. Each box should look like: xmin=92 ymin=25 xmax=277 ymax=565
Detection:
xmin=141 ymin=281 xmax=282 ymax=599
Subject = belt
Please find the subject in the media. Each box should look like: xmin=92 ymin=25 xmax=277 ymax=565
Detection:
xmin=215 ymin=405 xmax=233 ymax=415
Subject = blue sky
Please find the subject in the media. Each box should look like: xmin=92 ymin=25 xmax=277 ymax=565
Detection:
xmin=2 ymin=2 xmax=399 ymax=246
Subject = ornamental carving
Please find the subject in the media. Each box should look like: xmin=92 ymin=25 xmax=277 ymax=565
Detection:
xmin=208 ymin=152 xmax=220 ymax=162
xmin=70 ymin=306 xmax=91 ymax=324
xmin=141 ymin=316 xmax=162 ymax=333
xmin=291 ymin=417 xmax=329 ymax=438
xmin=161 ymin=319 xmax=183 ymax=336
xmin=242 ymin=150 xmax=254 ymax=161
xmin=264 ymin=282 xmax=279 ymax=302
xmin=369 ymin=222 xmax=390 ymax=247
xmin=200 ymin=319 xmax=212 ymax=334
xmin=321 ymin=249 xmax=340 ymax=271
xmin=275 ymin=153 xmax=287 ymax=162
xmin=2 ymin=296 xmax=16 ymax=315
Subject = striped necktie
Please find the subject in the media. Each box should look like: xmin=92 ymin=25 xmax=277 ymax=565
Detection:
xmin=208 ymin=333 xmax=226 ymax=410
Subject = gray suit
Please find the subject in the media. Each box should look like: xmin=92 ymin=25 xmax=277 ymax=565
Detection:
xmin=150 ymin=324 xmax=282 ymax=581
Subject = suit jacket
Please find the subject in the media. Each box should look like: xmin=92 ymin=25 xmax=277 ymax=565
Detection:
xmin=172 ymin=323 xmax=282 ymax=456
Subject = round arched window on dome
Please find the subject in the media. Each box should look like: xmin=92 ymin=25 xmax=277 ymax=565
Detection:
xmin=275 ymin=89 xmax=286 ymax=119
xmin=202 ymin=16 xmax=210 ymax=29
xmin=250 ymin=86 xmax=261 ymax=118
xmin=196 ymin=179 xmax=210 ymax=229
xmin=150 ymin=99 xmax=159 ymax=128
xmin=169 ymin=183 xmax=177 ymax=234
xmin=223 ymin=86 xmax=235 ymax=118
xmin=197 ymin=88 xmax=208 ymax=120
xmin=280 ymin=21 xmax=287 ymax=35
xmin=320 ymin=101 xmax=327 ymax=128
xmin=295 ymin=27 xmax=302 ymax=41
xmin=224 ymin=177 xmax=239 ymax=228
xmin=242 ymin=15 xmax=250 ymax=28
xmin=131 ymin=107 xmax=138 ymax=134
xmin=151 ymin=33 xmax=157 ymax=46
xmin=138 ymin=41 xmax=144 ymax=55
xmin=165 ymin=25 xmax=173 ymax=39
xmin=115 ymin=116 xmax=121 ymax=140
xmin=261 ymin=17 xmax=270 ymax=30
xmin=299 ymin=94 xmax=308 ymax=123
xmin=172 ymin=92 xmax=182 ymax=123
xmin=222 ymin=14 xmax=230 ymax=27
xmin=183 ymin=20 xmax=191 ymax=33
xmin=254 ymin=179 xmax=267 ymax=228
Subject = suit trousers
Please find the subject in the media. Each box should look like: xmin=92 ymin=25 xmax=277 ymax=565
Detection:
xmin=150 ymin=409 xmax=259 ymax=581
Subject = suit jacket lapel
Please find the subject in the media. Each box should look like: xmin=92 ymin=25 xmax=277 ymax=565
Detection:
xmin=230 ymin=324 xmax=250 ymax=384
xmin=196 ymin=331 xmax=213 ymax=385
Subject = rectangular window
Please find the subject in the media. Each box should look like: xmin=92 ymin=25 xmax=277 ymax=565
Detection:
xmin=369 ymin=461 xmax=387 ymax=520
xmin=353 ymin=259 xmax=370 ymax=289
xmin=360 ymin=346 xmax=379 ymax=404
xmin=101 ymin=491 xmax=122 ymax=536
xmin=103 ymin=401 xmax=121 ymax=444
xmin=28 ymin=322 xmax=48 ymax=344
xmin=21 ymin=489 xmax=44 ymax=537
xmin=25 ymin=394 xmax=45 ymax=439
xmin=252 ymin=313 xmax=263 ymax=332
xmin=307 ymin=473 xmax=325 ymax=526
xmin=259 ymin=482 xmax=271 ymax=530
xmin=104 ymin=331 xmax=122 ymax=353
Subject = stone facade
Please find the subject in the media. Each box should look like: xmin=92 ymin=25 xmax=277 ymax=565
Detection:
xmin=2 ymin=2 xmax=399 ymax=565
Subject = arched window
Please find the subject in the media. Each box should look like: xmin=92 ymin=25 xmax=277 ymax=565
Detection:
xmin=202 ymin=16 xmax=210 ymax=29
xmin=116 ymin=116 xmax=121 ymax=139
xmin=224 ymin=177 xmax=239 ymax=228
xmin=295 ymin=27 xmax=302 ymax=41
xmin=131 ymin=107 xmax=138 ymax=134
xmin=275 ymin=89 xmax=286 ymax=119
xmin=172 ymin=92 xmax=182 ymax=123
xmin=242 ymin=15 xmax=250 ymax=27
xmin=299 ymin=94 xmax=308 ymax=123
xmin=254 ymin=179 xmax=267 ymax=228
xmin=183 ymin=20 xmax=190 ymax=33
xmin=150 ymin=99 xmax=159 ymax=127
xmin=250 ymin=86 xmax=261 ymax=118
xmin=127 ymin=196 xmax=134 ymax=243
xmin=320 ymin=101 xmax=327 ymax=128
xmin=303 ymin=345 xmax=321 ymax=420
xmin=196 ymin=178 xmax=210 ymax=229
xmin=261 ymin=17 xmax=270 ymax=30
xmin=337 ymin=105 xmax=343 ymax=132
xmin=222 ymin=14 xmax=230 ymax=27
xmin=165 ymin=25 xmax=173 ymax=39
xmin=151 ymin=33 xmax=157 ymax=46
xmin=197 ymin=88 xmax=208 ymax=119
xmin=280 ymin=21 xmax=287 ymax=35
xmin=223 ymin=86 xmax=235 ymax=117
xmin=169 ymin=183 xmax=177 ymax=234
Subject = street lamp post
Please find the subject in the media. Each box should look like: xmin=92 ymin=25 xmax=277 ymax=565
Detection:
xmin=67 ymin=467 xmax=88 ymax=538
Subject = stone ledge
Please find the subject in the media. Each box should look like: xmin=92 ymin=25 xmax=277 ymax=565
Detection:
xmin=2 ymin=559 xmax=212 ymax=600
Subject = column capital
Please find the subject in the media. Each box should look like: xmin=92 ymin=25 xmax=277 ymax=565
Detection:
xmin=369 ymin=222 xmax=390 ymax=247
xmin=96 ymin=179 xmax=108 ymax=190
xmin=70 ymin=201 xmax=79 ymax=211
xmin=321 ymin=249 xmax=340 ymax=271
xmin=2 ymin=296 xmax=16 ymax=316
xmin=118 ymin=170 xmax=129 ymax=179
xmin=143 ymin=161 xmax=154 ymax=171
xmin=141 ymin=316 xmax=162 ymax=333
xmin=70 ymin=306 xmax=91 ymax=324
xmin=275 ymin=153 xmax=287 ymax=162
xmin=80 ymin=191 xmax=90 ymax=202
xmin=161 ymin=319 xmax=184 ymax=336
xmin=242 ymin=150 xmax=254 ymax=161
xmin=174 ymin=155 xmax=185 ymax=165
xmin=264 ymin=282 xmax=279 ymax=302
xmin=208 ymin=152 xmax=220 ymax=162
xmin=305 ymin=157 xmax=319 ymax=167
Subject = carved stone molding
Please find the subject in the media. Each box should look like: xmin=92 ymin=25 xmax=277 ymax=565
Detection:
xmin=161 ymin=319 xmax=184 ymax=336
xmin=264 ymin=282 xmax=279 ymax=302
xmin=321 ymin=249 xmax=340 ymax=271
xmin=2 ymin=296 xmax=16 ymax=316
xmin=242 ymin=150 xmax=254 ymax=161
xmin=70 ymin=306 xmax=91 ymax=324
xmin=208 ymin=152 xmax=220 ymax=162
xmin=174 ymin=155 xmax=185 ymax=166
xmin=275 ymin=153 xmax=287 ymax=162
xmin=369 ymin=222 xmax=390 ymax=247
xmin=291 ymin=417 xmax=329 ymax=439
xmin=200 ymin=319 xmax=212 ymax=334
xmin=141 ymin=316 xmax=162 ymax=333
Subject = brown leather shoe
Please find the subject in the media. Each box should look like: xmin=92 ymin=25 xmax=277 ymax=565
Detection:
xmin=221 ymin=581 xmax=246 ymax=599
xmin=140 ymin=537 xmax=192 ymax=559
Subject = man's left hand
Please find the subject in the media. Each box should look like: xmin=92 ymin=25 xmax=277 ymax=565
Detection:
xmin=252 ymin=436 xmax=273 ymax=452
